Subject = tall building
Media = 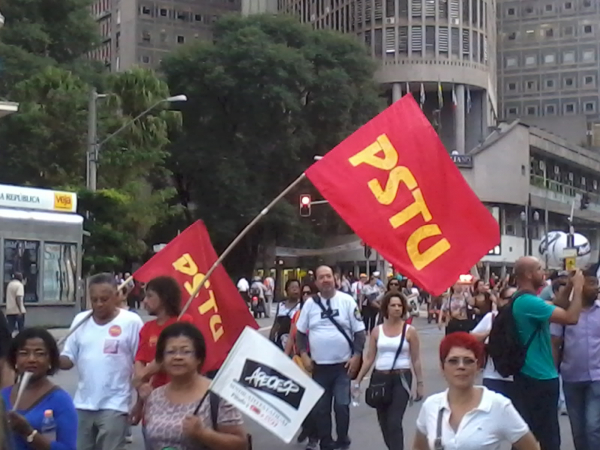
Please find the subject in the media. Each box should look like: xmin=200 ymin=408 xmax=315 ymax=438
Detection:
xmin=266 ymin=0 xmax=498 ymax=153
xmin=497 ymin=0 xmax=600 ymax=144
xmin=90 ymin=0 xmax=241 ymax=72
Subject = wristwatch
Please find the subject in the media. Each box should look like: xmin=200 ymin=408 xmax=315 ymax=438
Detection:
xmin=26 ymin=429 xmax=38 ymax=443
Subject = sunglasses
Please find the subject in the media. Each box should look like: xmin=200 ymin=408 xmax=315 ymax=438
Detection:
xmin=445 ymin=357 xmax=477 ymax=367
xmin=389 ymin=282 xmax=399 ymax=286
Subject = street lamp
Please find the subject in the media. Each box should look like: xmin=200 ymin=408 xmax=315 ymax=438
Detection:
xmin=86 ymin=89 xmax=187 ymax=191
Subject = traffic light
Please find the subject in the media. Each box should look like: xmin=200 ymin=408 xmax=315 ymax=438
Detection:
xmin=581 ymin=193 xmax=591 ymax=210
xmin=299 ymin=194 xmax=311 ymax=217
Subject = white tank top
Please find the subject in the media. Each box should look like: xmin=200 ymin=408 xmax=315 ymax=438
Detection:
xmin=374 ymin=324 xmax=412 ymax=370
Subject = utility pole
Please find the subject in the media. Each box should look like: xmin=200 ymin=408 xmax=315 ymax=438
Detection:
xmin=87 ymin=88 xmax=98 ymax=191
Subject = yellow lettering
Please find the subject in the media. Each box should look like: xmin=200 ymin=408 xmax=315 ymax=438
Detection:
xmin=198 ymin=289 xmax=218 ymax=315
xmin=183 ymin=273 xmax=211 ymax=298
xmin=210 ymin=315 xmax=224 ymax=342
xmin=172 ymin=254 xmax=198 ymax=277
xmin=348 ymin=134 xmax=398 ymax=170
xmin=368 ymin=166 xmax=417 ymax=205
xmin=389 ymin=189 xmax=432 ymax=229
xmin=407 ymin=224 xmax=451 ymax=270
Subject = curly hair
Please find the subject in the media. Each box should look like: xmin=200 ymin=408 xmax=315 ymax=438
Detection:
xmin=439 ymin=332 xmax=484 ymax=368
xmin=146 ymin=276 xmax=183 ymax=317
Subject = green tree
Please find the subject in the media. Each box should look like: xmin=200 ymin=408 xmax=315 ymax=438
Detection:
xmin=163 ymin=14 xmax=383 ymax=278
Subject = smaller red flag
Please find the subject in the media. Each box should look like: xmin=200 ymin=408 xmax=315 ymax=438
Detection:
xmin=134 ymin=221 xmax=258 ymax=372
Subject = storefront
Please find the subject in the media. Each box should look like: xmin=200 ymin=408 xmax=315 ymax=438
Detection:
xmin=0 ymin=184 xmax=83 ymax=327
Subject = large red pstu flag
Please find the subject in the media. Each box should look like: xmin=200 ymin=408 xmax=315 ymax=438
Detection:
xmin=306 ymin=95 xmax=499 ymax=295
xmin=133 ymin=221 xmax=258 ymax=372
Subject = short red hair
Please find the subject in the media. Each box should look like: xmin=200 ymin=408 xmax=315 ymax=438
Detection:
xmin=439 ymin=332 xmax=484 ymax=368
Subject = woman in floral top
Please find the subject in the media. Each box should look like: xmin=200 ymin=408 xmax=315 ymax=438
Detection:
xmin=144 ymin=322 xmax=247 ymax=450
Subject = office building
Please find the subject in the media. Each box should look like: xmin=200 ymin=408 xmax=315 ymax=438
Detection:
xmin=89 ymin=0 xmax=241 ymax=71
xmin=497 ymin=0 xmax=600 ymax=145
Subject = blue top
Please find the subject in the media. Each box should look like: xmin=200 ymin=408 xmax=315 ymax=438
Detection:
xmin=1 ymin=386 xmax=77 ymax=450
xmin=512 ymin=293 xmax=558 ymax=380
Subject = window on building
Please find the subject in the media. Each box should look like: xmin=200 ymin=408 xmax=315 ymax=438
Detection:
xmin=545 ymin=28 xmax=554 ymax=37
xmin=565 ymin=103 xmax=576 ymax=114
xmin=142 ymin=55 xmax=150 ymax=64
xmin=564 ymin=26 xmax=574 ymax=35
xmin=142 ymin=31 xmax=151 ymax=42
xmin=585 ymin=102 xmax=596 ymax=113
xmin=584 ymin=25 xmax=593 ymax=34
xmin=507 ymin=107 xmax=519 ymax=115
xmin=526 ymin=106 xmax=537 ymax=116
xmin=563 ymin=51 xmax=575 ymax=63
xmin=544 ymin=54 xmax=556 ymax=64
xmin=564 ymin=77 xmax=575 ymax=87
xmin=545 ymin=79 xmax=555 ymax=88
xmin=584 ymin=0 xmax=592 ymax=7
xmin=525 ymin=29 xmax=536 ymax=39
xmin=177 ymin=35 xmax=185 ymax=43
xmin=194 ymin=14 xmax=202 ymax=21
xmin=177 ymin=11 xmax=188 ymax=21
xmin=564 ymin=2 xmax=572 ymax=9
xmin=525 ymin=55 xmax=537 ymax=66
xmin=507 ymin=7 xmax=515 ymax=15
xmin=508 ymin=82 xmax=517 ymax=91
xmin=583 ymin=50 xmax=595 ymax=61
xmin=525 ymin=6 xmax=534 ymax=14
xmin=506 ymin=56 xmax=517 ymax=67
xmin=508 ymin=32 xmax=517 ymax=40
xmin=160 ymin=8 xmax=168 ymax=16
xmin=526 ymin=80 xmax=537 ymax=90
xmin=3 ymin=240 xmax=40 ymax=303
xmin=545 ymin=104 xmax=556 ymax=115
xmin=42 ymin=243 xmax=77 ymax=303
xmin=545 ymin=4 xmax=553 ymax=12
xmin=141 ymin=6 xmax=152 ymax=15
xmin=584 ymin=75 xmax=596 ymax=86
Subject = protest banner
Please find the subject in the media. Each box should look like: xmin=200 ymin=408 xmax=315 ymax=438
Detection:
xmin=210 ymin=327 xmax=324 ymax=443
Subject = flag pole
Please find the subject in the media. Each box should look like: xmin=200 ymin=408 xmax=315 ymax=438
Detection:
xmin=178 ymin=172 xmax=308 ymax=319
xmin=57 ymin=276 xmax=134 ymax=348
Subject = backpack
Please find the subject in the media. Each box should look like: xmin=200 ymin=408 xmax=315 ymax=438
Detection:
xmin=487 ymin=291 xmax=541 ymax=378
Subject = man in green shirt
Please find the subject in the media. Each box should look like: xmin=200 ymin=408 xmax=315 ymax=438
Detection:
xmin=512 ymin=256 xmax=584 ymax=450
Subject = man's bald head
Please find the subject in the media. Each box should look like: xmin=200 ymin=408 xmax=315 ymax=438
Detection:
xmin=514 ymin=256 xmax=545 ymax=290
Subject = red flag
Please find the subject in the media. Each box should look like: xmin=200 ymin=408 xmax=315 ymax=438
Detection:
xmin=305 ymin=95 xmax=499 ymax=295
xmin=133 ymin=221 xmax=258 ymax=372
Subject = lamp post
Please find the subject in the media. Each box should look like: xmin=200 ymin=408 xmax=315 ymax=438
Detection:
xmin=86 ymin=89 xmax=187 ymax=191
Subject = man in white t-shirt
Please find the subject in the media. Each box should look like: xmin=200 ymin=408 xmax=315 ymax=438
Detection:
xmin=5 ymin=273 xmax=25 ymax=333
xmin=60 ymin=273 xmax=143 ymax=450
xmin=296 ymin=265 xmax=366 ymax=450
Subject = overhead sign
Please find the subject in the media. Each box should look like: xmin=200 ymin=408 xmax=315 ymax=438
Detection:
xmin=451 ymin=154 xmax=473 ymax=168
xmin=0 ymin=184 xmax=77 ymax=213
xmin=210 ymin=327 xmax=324 ymax=443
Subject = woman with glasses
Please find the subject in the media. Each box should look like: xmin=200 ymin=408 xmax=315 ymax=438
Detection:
xmin=269 ymin=279 xmax=302 ymax=350
xmin=413 ymin=332 xmax=539 ymax=450
xmin=470 ymin=286 xmax=516 ymax=401
xmin=2 ymin=328 xmax=77 ymax=450
xmin=144 ymin=322 xmax=247 ymax=450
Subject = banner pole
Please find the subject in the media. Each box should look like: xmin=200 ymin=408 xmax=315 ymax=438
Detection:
xmin=57 ymin=276 xmax=134 ymax=348
xmin=179 ymin=172 xmax=307 ymax=319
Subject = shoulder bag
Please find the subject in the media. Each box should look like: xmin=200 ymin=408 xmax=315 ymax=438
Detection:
xmin=365 ymin=322 xmax=408 ymax=409
xmin=313 ymin=295 xmax=363 ymax=379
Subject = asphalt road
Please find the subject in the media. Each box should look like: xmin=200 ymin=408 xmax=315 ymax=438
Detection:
xmin=49 ymin=309 xmax=575 ymax=450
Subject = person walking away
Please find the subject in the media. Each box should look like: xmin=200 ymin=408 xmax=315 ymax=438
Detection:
xmin=361 ymin=275 xmax=382 ymax=334
xmin=511 ymin=257 xmax=585 ymax=450
xmin=59 ymin=273 xmax=144 ymax=450
xmin=413 ymin=332 xmax=539 ymax=450
xmin=236 ymin=277 xmax=249 ymax=306
xmin=143 ymin=323 xmax=247 ymax=450
xmin=5 ymin=274 xmax=25 ymax=335
xmin=269 ymin=280 xmax=301 ymax=350
xmin=355 ymin=291 xmax=424 ymax=450
xmin=296 ymin=266 xmax=366 ymax=450
xmin=471 ymin=286 xmax=517 ymax=402
xmin=3 ymin=328 xmax=77 ymax=450
xmin=550 ymin=267 xmax=600 ymax=450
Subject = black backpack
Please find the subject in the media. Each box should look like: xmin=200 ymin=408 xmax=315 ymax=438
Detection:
xmin=488 ymin=291 xmax=541 ymax=378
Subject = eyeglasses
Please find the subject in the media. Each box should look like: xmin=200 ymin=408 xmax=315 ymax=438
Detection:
xmin=445 ymin=357 xmax=477 ymax=367
xmin=164 ymin=349 xmax=195 ymax=357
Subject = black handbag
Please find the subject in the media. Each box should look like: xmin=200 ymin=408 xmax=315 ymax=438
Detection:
xmin=365 ymin=322 xmax=408 ymax=409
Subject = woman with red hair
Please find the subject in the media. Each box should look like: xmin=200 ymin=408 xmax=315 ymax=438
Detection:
xmin=413 ymin=332 xmax=540 ymax=450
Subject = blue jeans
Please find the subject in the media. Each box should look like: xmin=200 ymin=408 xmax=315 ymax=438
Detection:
xmin=312 ymin=363 xmax=351 ymax=450
xmin=562 ymin=380 xmax=600 ymax=450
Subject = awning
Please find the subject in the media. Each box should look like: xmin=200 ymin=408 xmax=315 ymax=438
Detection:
xmin=0 ymin=101 xmax=18 ymax=118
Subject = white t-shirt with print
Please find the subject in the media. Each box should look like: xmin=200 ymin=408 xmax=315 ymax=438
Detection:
xmin=416 ymin=387 xmax=529 ymax=450
xmin=62 ymin=309 xmax=144 ymax=413
xmin=471 ymin=312 xmax=513 ymax=381
xmin=296 ymin=291 xmax=365 ymax=364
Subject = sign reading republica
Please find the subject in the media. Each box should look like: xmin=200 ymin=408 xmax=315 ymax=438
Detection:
xmin=0 ymin=184 xmax=77 ymax=213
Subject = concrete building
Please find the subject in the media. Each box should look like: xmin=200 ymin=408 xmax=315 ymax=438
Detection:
xmin=245 ymin=0 xmax=498 ymax=154
xmin=89 ymin=0 xmax=241 ymax=71
xmin=497 ymin=0 xmax=600 ymax=145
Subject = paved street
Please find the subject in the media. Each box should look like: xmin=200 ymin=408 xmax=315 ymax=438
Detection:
xmin=49 ymin=311 xmax=575 ymax=450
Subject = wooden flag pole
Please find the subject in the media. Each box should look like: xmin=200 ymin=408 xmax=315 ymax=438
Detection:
xmin=57 ymin=276 xmax=134 ymax=348
xmin=178 ymin=172 xmax=307 ymax=319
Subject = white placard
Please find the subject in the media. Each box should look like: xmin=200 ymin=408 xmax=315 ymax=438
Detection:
xmin=209 ymin=327 xmax=324 ymax=443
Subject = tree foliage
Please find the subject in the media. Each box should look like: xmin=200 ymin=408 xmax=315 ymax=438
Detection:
xmin=163 ymin=14 xmax=383 ymax=277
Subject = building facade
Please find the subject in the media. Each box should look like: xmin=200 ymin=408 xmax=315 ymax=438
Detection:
xmin=497 ymin=0 xmax=600 ymax=145
xmin=90 ymin=0 xmax=241 ymax=71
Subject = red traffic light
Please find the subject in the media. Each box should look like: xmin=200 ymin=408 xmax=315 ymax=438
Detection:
xmin=299 ymin=194 xmax=311 ymax=217
xmin=300 ymin=195 xmax=311 ymax=206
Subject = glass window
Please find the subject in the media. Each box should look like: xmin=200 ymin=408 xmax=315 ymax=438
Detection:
xmin=584 ymin=25 xmax=593 ymax=34
xmin=526 ymin=106 xmax=537 ymax=116
xmin=507 ymin=7 xmax=515 ymax=15
xmin=3 ymin=240 xmax=40 ymax=303
xmin=42 ymin=243 xmax=77 ymax=303
xmin=508 ymin=82 xmax=517 ymax=91
xmin=545 ymin=104 xmax=556 ymax=115
xmin=564 ymin=26 xmax=574 ymax=36
xmin=526 ymin=80 xmax=537 ymax=90
xmin=545 ymin=4 xmax=553 ymax=12
xmin=563 ymin=51 xmax=575 ymax=63
xmin=545 ymin=28 xmax=554 ymax=37
xmin=583 ymin=50 xmax=595 ymax=61
xmin=525 ymin=55 xmax=537 ymax=65
xmin=564 ymin=77 xmax=575 ymax=87
xmin=584 ymin=75 xmax=596 ymax=86
xmin=585 ymin=102 xmax=596 ymax=113
xmin=565 ymin=103 xmax=576 ymax=114
xmin=545 ymin=79 xmax=555 ymax=88
xmin=564 ymin=2 xmax=572 ymax=9
xmin=507 ymin=107 xmax=519 ymax=115
xmin=506 ymin=57 xmax=517 ymax=67
xmin=544 ymin=54 xmax=556 ymax=64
